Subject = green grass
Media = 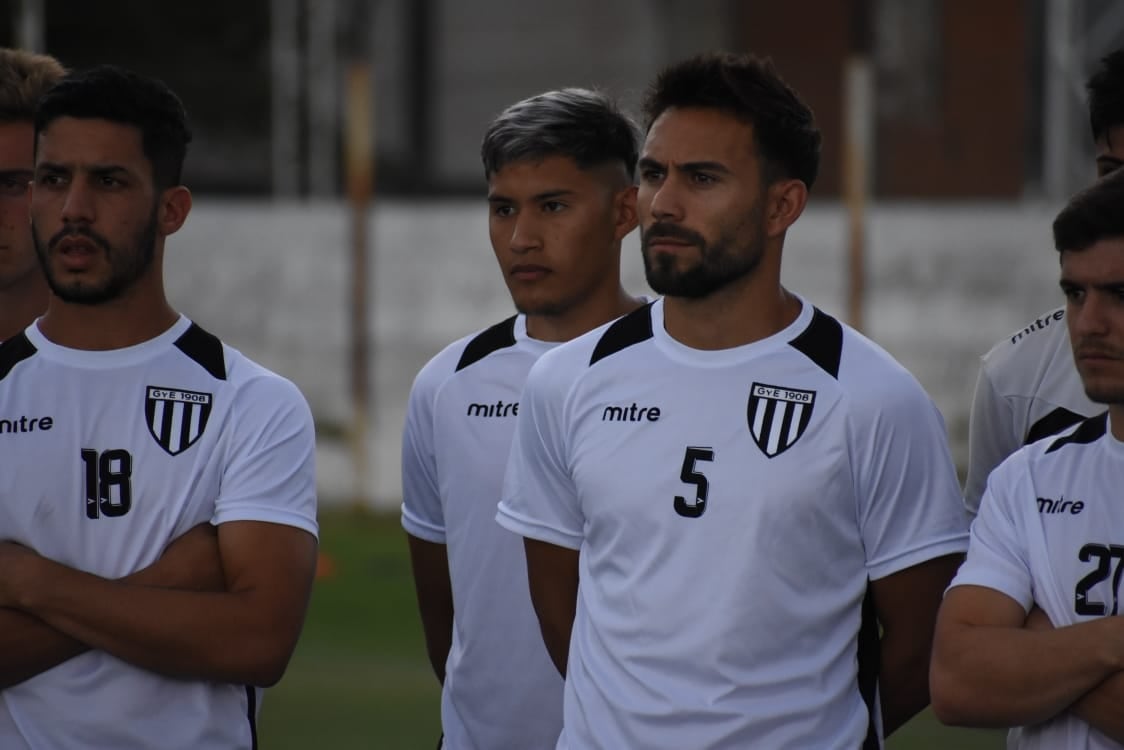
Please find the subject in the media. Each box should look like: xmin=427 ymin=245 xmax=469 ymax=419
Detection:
xmin=259 ymin=509 xmax=1003 ymax=749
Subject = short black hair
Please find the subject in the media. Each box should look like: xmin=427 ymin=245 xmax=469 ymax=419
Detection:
xmin=641 ymin=52 xmax=821 ymax=190
xmin=1053 ymin=168 xmax=1124 ymax=253
xmin=1088 ymin=49 xmax=1124 ymax=141
xmin=481 ymin=87 xmax=639 ymax=179
xmin=35 ymin=65 xmax=192 ymax=189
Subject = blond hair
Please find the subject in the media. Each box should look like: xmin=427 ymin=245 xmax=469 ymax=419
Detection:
xmin=0 ymin=48 xmax=65 ymax=122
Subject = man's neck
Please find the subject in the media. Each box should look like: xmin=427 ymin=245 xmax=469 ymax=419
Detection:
xmin=525 ymin=289 xmax=646 ymax=343
xmin=37 ymin=290 xmax=180 ymax=351
xmin=662 ymin=265 xmax=801 ymax=351
xmin=0 ymin=277 xmax=49 ymax=342
xmin=1110 ymin=405 xmax=1124 ymax=443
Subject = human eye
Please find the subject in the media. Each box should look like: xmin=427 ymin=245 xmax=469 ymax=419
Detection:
xmin=0 ymin=176 xmax=27 ymax=198
xmin=491 ymin=203 xmax=515 ymax=218
xmin=639 ymin=166 xmax=664 ymax=184
xmin=1061 ymin=283 xmax=1084 ymax=303
xmin=690 ymin=171 xmax=717 ymax=185
xmin=541 ymin=200 xmax=566 ymax=213
xmin=35 ymin=171 xmax=65 ymax=188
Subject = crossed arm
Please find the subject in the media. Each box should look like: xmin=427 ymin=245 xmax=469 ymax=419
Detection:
xmin=0 ymin=520 xmax=317 ymax=688
xmin=930 ymin=584 xmax=1124 ymax=739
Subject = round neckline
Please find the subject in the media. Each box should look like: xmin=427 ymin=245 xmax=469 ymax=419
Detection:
xmin=650 ymin=296 xmax=813 ymax=367
xmin=24 ymin=315 xmax=192 ymax=369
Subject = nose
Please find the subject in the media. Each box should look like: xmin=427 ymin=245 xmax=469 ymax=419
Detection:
xmin=508 ymin=211 xmax=541 ymax=254
xmin=645 ymin=177 xmax=684 ymax=223
xmin=1071 ymin=291 xmax=1110 ymax=340
xmin=59 ymin=181 xmax=95 ymax=225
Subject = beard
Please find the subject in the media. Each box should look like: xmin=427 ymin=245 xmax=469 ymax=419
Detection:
xmin=32 ymin=210 xmax=158 ymax=306
xmin=641 ymin=209 xmax=766 ymax=299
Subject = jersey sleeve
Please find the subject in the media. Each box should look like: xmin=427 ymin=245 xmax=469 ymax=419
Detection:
xmin=213 ymin=374 xmax=318 ymax=537
xmin=964 ymin=360 xmax=1018 ymax=517
xmin=400 ymin=361 xmax=446 ymax=543
xmin=496 ymin=350 xmax=584 ymax=550
xmin=853 ymin=375 xmax=970 ymax=581
xmin=947 ymin=456 xmax=1034 ymax=612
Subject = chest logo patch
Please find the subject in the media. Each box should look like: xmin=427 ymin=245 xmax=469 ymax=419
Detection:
xmin=145 ymin=386 xmax=213 ymax=456
xmin=747 ymin=382 xmax=816 ymax=458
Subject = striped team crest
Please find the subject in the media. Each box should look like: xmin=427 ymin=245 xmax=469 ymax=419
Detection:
xmin=145 ymin=386 xmax=213 ymax=456
xmin=746 ymin=382 xmax=816 ymax=458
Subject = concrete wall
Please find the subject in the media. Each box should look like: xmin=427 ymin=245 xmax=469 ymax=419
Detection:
xmin=168 ymin=199 xmax=1066 ymax=508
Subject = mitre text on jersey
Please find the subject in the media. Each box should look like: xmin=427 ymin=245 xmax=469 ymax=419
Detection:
xmin=0 ymin=415 xmax=53 ymax=434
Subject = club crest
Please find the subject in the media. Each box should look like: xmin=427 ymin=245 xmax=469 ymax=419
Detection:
xmin=746 ymin=382 xmax=816 ymax=458
xmin=145 ymin=386 xmax=213 ymax=456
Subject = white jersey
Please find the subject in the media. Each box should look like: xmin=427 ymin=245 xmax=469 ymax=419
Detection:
xmin=497 ymin=297 xmax=969 ymax=750
xmin=401 ymin=314 xmax=564 ymax=750
xmin=951 ymin=413 xmax=1123 ymax=749
xmin=0 ymin=316 xmax=318 ymax=750
xmin=964 ymin=307 xmax=1102 ymax=515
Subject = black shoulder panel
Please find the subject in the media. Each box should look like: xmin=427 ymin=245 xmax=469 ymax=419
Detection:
xmin=174 ymin=323 xmax=228 ymax=381
xmin=455 ymin=315 xmax=518 ymax=372
xmin=589 ymin=303 xmax=654 ymax=366
xmin=788 ymin=307 xmax=843 ymax=379
xmin=0 ymin=333 xmax=37 ymax=382
xmin=1045 ymin=412 xmax=1108 ymax=454
xmin=1024 ymin=406 xmax=1090 ymax=446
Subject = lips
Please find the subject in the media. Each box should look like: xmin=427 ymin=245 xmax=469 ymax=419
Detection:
xmin=510 ymin=264 xmax=550 ymax=281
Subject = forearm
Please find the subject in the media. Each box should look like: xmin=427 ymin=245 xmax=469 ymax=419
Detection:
xmin=1069 ymin=668 xmax=1124 ymax=741
xmin=878 ymin=631 xmax=932 ymax=736
xmin=0 ymin=608 xmax=86 ymax=689
xmin=0 ymin=539 xmax=222 ymax=689
xmin=17 ymin=559 xmax=290 ymax=686
xmin=931 ymin=619 xmax=1120 ymax=727
xmin=537 ymin=614 xmax=572 ymax=677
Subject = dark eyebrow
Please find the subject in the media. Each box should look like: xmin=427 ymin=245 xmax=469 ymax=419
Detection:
xmin=34 ymin=161 xmax=68 ymax=174
xmin=637 ymin=157 xmax=732 ymax=176
xmin=487 ymin=189 xmax=577 ymax=204
xmin=678 ymin=161 xmax=732 ymax=175
xmin=89 ymin=165 xmax=131 ymax=178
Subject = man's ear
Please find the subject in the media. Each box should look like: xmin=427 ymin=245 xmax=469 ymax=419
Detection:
xmin=613 ymin=184 xmax=639 ymax=242
xmin=158 ymin=186 xmax=192 ymax=236
xmin=764 ymin=178 xmax=808 ymax=239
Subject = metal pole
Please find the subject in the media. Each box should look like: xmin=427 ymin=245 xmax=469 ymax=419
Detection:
xmin=1042 ymin=0 xmax=1073 ymax=201
xmin=270 ymin=0 xmax=302 ymax=198
xmin=307 ymin=0 xmax=338 ymax=197
xmin=344 ymin=63 xmax=373 ymax=509
xmin=843 ymin=0 xmax=874 ymax=333
xmin=16 ymin=0 xmax=46 ymax=52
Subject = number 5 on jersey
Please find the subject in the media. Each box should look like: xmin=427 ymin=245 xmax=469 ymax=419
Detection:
xmin=674 ymin=446 xmax=714 ymax=518
xmin=81 ymin=449 xmax=134 ymax=519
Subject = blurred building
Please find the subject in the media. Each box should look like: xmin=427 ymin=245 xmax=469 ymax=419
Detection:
xmin=4 ymin=0 xmax=1123 ymax=199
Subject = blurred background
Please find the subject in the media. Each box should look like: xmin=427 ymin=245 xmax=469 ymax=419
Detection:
xmin=6 ymin=0 xmax=1123 ymax=746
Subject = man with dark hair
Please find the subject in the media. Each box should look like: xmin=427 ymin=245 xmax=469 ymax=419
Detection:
xmin=0 ymin=48 xmax=64 ymax=342
xmin=932 ymin=166 xmax=1124 ymax=748
xmin=0 ymin=65 xmax=318 ymax=749
xmin=497 ymin=52 xmax=968 ymax=748
xmin=402 ymin=87 xmax=645 ymax=749
xmin=964 ymin=49 xmax=1124 ymax=516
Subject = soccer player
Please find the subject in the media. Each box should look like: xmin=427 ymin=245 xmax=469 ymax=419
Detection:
xmin=963 ymin=49 xmax=1124 ymax=515
xmin=0 ymin=65 xmax=318 ymax=749
xmin=497 ymin=52 xmax=969 ymax=748
xmin=931 ymin=166 xmax=1124 ymax=748
xmin=401 ymin=88 xmax=645 ymax=749
xmin=0 ymin=48 xmax=64 ymax=342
